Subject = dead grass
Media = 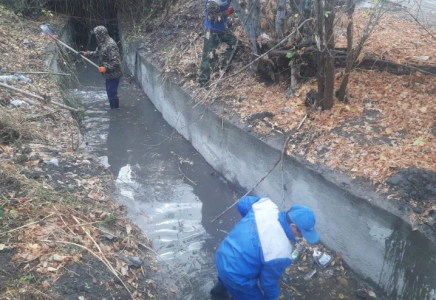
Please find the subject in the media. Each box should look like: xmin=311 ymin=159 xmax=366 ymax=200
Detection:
xmin=0 ymin=110 xmax=43 ymax=145
xmin=0 ymin=5 xmax=158 ymax=300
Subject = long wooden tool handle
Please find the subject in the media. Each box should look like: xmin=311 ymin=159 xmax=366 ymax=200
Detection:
xmin=51 ymin=37 xmax=100 ymax=69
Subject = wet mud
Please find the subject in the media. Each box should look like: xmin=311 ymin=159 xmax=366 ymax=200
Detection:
xmin=387 ymin=167 xmax=436 ymax=202
xmin=56 ymin=255 xmax=132 ymax=300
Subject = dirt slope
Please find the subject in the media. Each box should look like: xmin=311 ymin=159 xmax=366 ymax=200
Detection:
xmin=0 ymin=5 xmax=166 ymax=300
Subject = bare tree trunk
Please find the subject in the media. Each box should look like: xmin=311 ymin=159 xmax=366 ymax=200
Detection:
xmin=300 ymin=0 xmax=312 ymax=18
xmin=231 ymin=0 xmax=261 ymax=55
xmin=315 ymin=0 xmax=325 ymax=108
xmin=21 ymin=0 xmax=29 ymax=15
xmin=290 ymin=66 xmax=297 ymax=89
xmin=323 ymin=0 xmax=335 ymax=110
xmin=336 ymin=0 xmax=356 ymax=102
xmin=336 ymin=0 xmax=386 ymax=103
xmin=275 ymin=0 xmax=286 ymax=39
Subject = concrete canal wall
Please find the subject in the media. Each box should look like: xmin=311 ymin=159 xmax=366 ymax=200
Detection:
xmin=125 ymin=43 xmax=436 ymax=300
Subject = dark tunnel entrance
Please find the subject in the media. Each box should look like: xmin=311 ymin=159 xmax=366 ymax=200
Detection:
xmin=48 ymin=0 xmax=120 ymax=51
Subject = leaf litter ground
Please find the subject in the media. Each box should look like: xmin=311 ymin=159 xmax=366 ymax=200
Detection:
xmin=0 ymin=5 xmax=171 ymax=300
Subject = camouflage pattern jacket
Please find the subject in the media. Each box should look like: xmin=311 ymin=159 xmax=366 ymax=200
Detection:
xmin=204 ymin=0 xmax=230 ymax=33
xmin=88 ymin=35 xmax=122 ymax=79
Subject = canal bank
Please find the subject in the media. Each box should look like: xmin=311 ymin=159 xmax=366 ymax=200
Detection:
xmin=123 ymin=42 xmax=436 ymax=300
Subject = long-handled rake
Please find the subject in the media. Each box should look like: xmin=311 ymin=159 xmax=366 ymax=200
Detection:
xmin=40 ymin=24 xmax=100 ymax=70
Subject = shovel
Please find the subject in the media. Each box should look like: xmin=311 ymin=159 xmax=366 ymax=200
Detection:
xmin=40 ymin=24 xmax=100 ymax=69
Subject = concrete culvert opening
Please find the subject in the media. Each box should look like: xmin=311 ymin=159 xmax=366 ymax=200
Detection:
xmin=47 ymin=0 xmax=120 ymax=50
xmin=46 ymin=0 xmax=177 ymax=50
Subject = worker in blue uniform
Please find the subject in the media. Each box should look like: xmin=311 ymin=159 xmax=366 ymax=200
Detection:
xmin=198 ymin=0 xmax=237 ymax=87
xmin=211 ymin=196 xmax=319 ymax=300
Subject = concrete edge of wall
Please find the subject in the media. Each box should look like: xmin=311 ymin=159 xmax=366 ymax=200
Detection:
xmin=125 ymin=42 xmax=436 ymax=300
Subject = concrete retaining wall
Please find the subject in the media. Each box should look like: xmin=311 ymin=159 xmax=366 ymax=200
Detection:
xmin=47 ymin=23 xmax=74 ymax=73
xmin=126 ymin=44 xmax=436 ymax=300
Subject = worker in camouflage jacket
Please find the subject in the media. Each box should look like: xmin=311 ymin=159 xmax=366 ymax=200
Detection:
xmin=199 ymin=0 xmax=237 ymax=87
xmin=80 ymin=26 xmax=122 ymax=109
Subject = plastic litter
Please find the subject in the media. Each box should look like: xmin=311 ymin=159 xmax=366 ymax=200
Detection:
xmin=313 ymin=250 xmax=332 ymax=268
xmin=291 ymin=243 xmax=303 ymax=260
xmin=304 ymin=268 xmax=317 ymax=281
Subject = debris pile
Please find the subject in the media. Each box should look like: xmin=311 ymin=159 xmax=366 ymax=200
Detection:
xmin=282 ymin=242 xmax=379 ymax=300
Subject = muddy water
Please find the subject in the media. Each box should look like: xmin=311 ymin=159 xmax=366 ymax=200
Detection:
xmin=390 ymin=0 xmax=436 ymax=26
xmin=72 ymin=67 xmax=241 ymax=299
xmin=72 ymin=67 xmax=385 ymax=300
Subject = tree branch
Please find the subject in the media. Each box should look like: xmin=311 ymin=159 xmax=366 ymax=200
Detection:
xmin=209 ymin=18 xmax=314 ymax=88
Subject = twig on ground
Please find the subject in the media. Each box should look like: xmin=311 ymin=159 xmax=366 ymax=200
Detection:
xmin=71 ymin=216 xmax=134 ymax=300
xmin=22 ymin=110 xmax=60 ymax=123
xmin=57 ymin=212 xmax=77 ymax=236
xmin=0 ymin=82 xmax=44 ymax=100
xmin=42 ymin=239 xmax=134 ymax=298
xmin=0 ymin=213 xmax=55 ymax=236
xmin=93 ymin=223 xmax=195 ymax=294
xmin=281 ymin=279 xmax=302 ymax=294
xmin=29 ymin=286 xmax=54 ymax=299
xmin=297 ymin=114 xmax=308 ymax=131
xmin=181 ymin=33 xmax=202 ymax=56
xmin=0 ymin=82 xmax=82 ymax=112
xmin=178 ymin=161 xmax=198 ymax=186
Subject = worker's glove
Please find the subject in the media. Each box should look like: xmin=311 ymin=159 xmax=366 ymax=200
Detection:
xmin=277 ymin=296 xmax=285 ymax=300
xmin=46 ymin=34 xmax=58 ymax=40
xmin=227 ymin=17 xmax=234 ymax=29
xmin=79 ymin=51 xmax=88 ymax=57
xmin=224 ymin=7 xmax=235 ymax=16
xmin=98 ymin=66 xmax=106 ymax=73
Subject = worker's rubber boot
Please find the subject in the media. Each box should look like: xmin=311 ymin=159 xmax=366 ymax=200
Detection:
xmin=210 ymin=280 xmax=228 ymax=298
xmin=113 ymin=97 xmax=119 ymax=109
xmin=109 ymin=98 xmax=119 ymax=109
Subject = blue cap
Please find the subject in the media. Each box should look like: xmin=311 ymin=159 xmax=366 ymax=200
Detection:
xmin=287 ymin=205 xmax=319 ymax=244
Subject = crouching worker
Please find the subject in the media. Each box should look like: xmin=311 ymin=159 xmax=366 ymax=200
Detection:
xmin=80 ymin=26 xmax=122 ymax=109
xmin=211 ymin=196 xmax=319 ymax=300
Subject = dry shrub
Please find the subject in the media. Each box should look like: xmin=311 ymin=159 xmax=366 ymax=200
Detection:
xmin=0 ymin=111 xmax=41 ymax=145
xmin=0 ymin=121 xmax=21 ymax=145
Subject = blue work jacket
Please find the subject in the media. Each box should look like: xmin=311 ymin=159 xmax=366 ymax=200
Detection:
xmin=204 ymin=0 xmax=229 ymax=33
xmin=215 ymin=196 xmax=295 ymax=300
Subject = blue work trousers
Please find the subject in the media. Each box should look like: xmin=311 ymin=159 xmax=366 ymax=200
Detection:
xmin=220 ymin=278 xmax=268 ymax=300
xmin=105 ymin=77 xmax=120 ymax=109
